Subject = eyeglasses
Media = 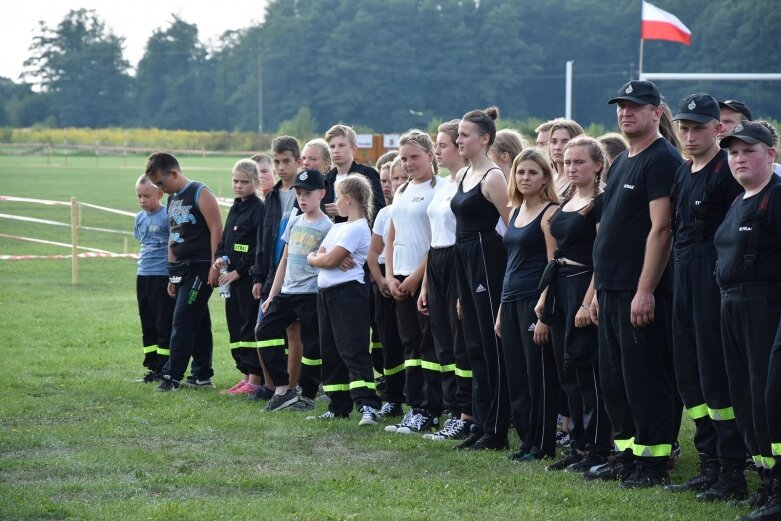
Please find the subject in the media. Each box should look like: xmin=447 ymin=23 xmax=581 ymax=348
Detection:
xmin=153 ymin=172 xmax=172 ymax=188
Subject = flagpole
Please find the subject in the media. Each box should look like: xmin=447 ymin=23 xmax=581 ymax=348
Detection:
xmin=639 ymin=38 xmax=644 ymax=79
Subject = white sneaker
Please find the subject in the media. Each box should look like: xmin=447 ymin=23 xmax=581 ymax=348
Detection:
xmin=358 ymin=405 xmax=378 ymax=426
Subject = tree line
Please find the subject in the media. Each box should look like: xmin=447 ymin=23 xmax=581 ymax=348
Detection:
xmin=1 ymin=0 xmax=778 ymax=135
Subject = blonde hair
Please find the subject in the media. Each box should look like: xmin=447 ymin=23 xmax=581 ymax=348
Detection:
xmin=136 ymin=173 xmax=159 ymax=188
xmin=375 ymin=150 xmax=398 ymax=172
xmin=492 ymin=129 xmax=526 ymax=162
xmin=233 ymin=159 xmax=260 ymax=186
xmin=597 ymin=132 xmax=628 ymax=164
xmin=397 ymin=129 xmax=438 ymax=194
xmin=325 ymin=124 xmax=357 ymax=148
xmin=337 ymin=175 xmax=374 ymax=221
xmin=303 ymin=138 xmax=331 ymax=169
xmin=507 ymin=148 xmax=557 ymax=207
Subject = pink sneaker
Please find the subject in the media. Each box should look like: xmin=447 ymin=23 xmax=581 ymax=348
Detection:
xmin=221 ymin=379 xmax=248 ymax=395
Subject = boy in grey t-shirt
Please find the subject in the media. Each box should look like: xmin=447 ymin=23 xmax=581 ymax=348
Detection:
xmin=255 ymin=169 xmax=333 ymax=411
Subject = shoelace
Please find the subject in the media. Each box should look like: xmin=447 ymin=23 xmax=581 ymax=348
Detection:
xmin=439 ymin=419 xmax=465 ymax=437
xmin=434 ymin=418 xmax=455 ymax=435
xmin=380 ymin=403 xmax=396 ymax=415
xmin=398 ymin=410 xmax=417 ymax=428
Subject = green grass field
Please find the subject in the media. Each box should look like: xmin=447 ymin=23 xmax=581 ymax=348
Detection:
xmin=0 ymin=155 xmax=748 ymax=520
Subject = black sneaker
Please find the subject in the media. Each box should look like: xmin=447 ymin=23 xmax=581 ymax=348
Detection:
xmin=385 ymin=409 xmax=417 ymax=433
xmin=696 ymin=465 xmax=748 ymax=502
xmin=454 ymin=424 xmax=483 ymax=450
xmin=263 ymin=389 xmax=300 ymax=412
xmin=556 ymin=430 xmax=571 ymax=448
xmin=245 ymin=385 xmax=275 ymax=401
xmin=566 ymin=453 xmax=608 ymax=473
xmin=426 ymin=419 xmax=472 ymax=441
xmin=584 ymin=458 xmax=634 ymax=482
xmin=136 ymin=370 xmax=162 ymax=383
xmin=468 ymin=433 xmax=509 ymax=451
xmin=154 ymin=376 xmax=181 ymax=392
xmin=358 ymin=405 xmax=379 ymax=426
xmin=742 ymin=479 xmax=781 ymax=521
xmin=182 ymin=376 xmax=216 ymax=389
xmin=665 ymin=458 xmax=719 ymax=493
xmin=378 ymin=402 xmax=404 ymax=418
xmin=396 ymin=410 xmax=438 ymax=434
xmin=546 ymin=451 xmax=583 ymax=471
xmin=620 ymin=464 xmax=670 ymax=489
xmin=288 ymin=397 xmax=315 ymax=411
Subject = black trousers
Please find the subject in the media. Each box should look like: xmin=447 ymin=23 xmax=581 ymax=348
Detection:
xmin=373 ymin=264 xmax=405 ymax=403
xmin=720 ymin=283 xmax=781 ymax=472
xmin=427 ymin=246 xmax=473 ymax=417
xmin=162 ymin=262 xmax=214 ymax=382
xmin=454 ymin=232 xmax=510 ymax=436
xmin=598 ymin=289 xmax=676 ymax=468
xmin=318 ymin=281 xmax=381 ymax=415
xmin=136 ymin=275 xmax=174 ymax=372
xmin=225 ymin=276 xmax=263 ymax=376
xmin=768 ymin=320 xmax=781 ymax=475
xmin=549 ymin=265 xmax=611 ymax=456
xmin=395 ymin=275 xmax=443 ymax=413
xmin=255 ymin=292 xmax=321 ymax=398
xmin=673 ymin=245 xmax=745 ymax=463
xmin=502 ymin=299 xmax=554 ymax=455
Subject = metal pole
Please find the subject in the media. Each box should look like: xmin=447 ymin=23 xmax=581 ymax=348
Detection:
xmin=258 ymin=49 xmax=264 ymax=133
xmin=565 ymin=60 xmax=574 ymax=120
xmin=640 ymin=72 xmax=781 ymax=81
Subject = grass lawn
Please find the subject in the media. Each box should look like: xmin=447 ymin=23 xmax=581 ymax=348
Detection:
xmin=0 ymin=155 xmax=749 ymax=520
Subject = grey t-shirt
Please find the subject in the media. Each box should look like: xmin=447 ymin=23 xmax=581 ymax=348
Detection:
xmin=281 ymin=213 xmax=333 ymax=294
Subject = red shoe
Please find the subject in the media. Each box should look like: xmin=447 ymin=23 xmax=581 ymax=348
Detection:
xmin=221 ymin=379 xmax=248 ymax=395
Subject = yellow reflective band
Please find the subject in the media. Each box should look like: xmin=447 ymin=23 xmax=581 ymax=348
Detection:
xmin=686 ymin=403 xmax=709 ymax=420
xmin=156 ymin=347 xmax=170 ymax=356
xmin=632 ymin=442 xmax=672 ymax=458
xmin=301 ymin=356 xmax=322 ymax=367
xmin=753 ymin=455 xmax=764 ymax=467
xmin=257 ymin=338 xmax=286 ymax=348
xmin=233 ymin=243 xmax=249 ymax=253
xmin=384 ymin=363 xmax=405 ymax=376
xmin=238 ymin=341 xmax=259 ymax=348
xmin=405 ymin=359 xmax=422 ymax=367
xmin=323 ymin=383 xmax=349 ymax=392
xmin=284 ymin=349 xmax=288 ymax=356
xmin=455 ymin=367 xmax=473 ymax=378
xmin=369 ymin=342 xmax=383 ymax=351
xmin=373 ymin=369 xmax=383 ymax=379
xmin=421 ymin=360 xmax=443 ymax=372
xmin=143 ymin=345 xmax=158 ymax=354
xmin=440 ymin=363 xmax=456 ymax=373
xmin=708 ymin=406 xmax=736 ymax=421
xmin=614 ymin=437 xmax=635 ymax=452
xmin=230 ymin=341 xmax=241 ymax=350
xmin=761 ymin=456 xmax=776 ymax=469
xmin=349 ymin=380 xmax=377 ymax=390
xmin=772 ymin=443 xmax=781 ymax=457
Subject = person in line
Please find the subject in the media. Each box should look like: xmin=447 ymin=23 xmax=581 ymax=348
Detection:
xmin=301 ymin=138 xmax=331 ymax=175
xmin=715 ymin=121 xmax=781 ymax=521
xmin=717 ymin=99 xmax=752 ymax=140
xmin=307 ymin=176 xmax=382 ymax=425
xmin=145 ymin=152 xmax=223 ymax=392
xmin=489 ymin=128 xmax=526 ymax=180
xmin=133 ymin=174 xmax=175 ymax=383
xmin=214 ymin=160 xmax=265 ymax=396
xmin=495 ymin=148 xmax=559 ymax=462
xmin=450 ymin=107 xmax=512 ymax=451
xmin=251 ymin=153 xmax=276 ymax=201
xmin=548 ymin=120 xmax=585 ymax=199
xmin=588 ymin=80 xmax=682 ymax=488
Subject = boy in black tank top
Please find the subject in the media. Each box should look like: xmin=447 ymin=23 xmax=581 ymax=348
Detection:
xmin=145 ymin=152 xmax=223 ymax=392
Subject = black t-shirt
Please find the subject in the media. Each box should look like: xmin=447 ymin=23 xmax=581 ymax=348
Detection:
xmin=672 ymin=149 xmax=743 ymax=249
xmin=502 ymin=203 xmax=556 ymax=302
xmin=714 ymin=176 xmax=781 ymax=286
xmin=593 ymin=138 xmax=682 ymax=291
xmin=549 ymin=194 xmax=603 ymax=265
xmin=168 ymin=181 xmax=213 ymax=262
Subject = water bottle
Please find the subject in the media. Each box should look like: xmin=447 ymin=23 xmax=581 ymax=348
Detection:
xmin=219 ymin=255 xmax=231 ymax=299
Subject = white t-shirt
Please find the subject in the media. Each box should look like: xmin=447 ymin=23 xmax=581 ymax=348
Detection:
xmin=372 ymin=205 xmax=393 ymax=265
xmin=317 ymin=218 xmax=371 ymax=288
xmin=391 ymin=180 xmax=435 ymax=276
xmin=427 ymin=178 xmax=457 ymax=248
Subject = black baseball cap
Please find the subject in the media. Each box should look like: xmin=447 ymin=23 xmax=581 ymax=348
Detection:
xmin=673 ymin=93 xmax=720 ymax=123
xmin=292 ymin=169 xmax=326 ymax=191
xmin=719 ymin=121 xmax=774 ymax=148
xmin=608 ymin=80 xmax=661 ymax=106
xmin=718 ymin=99 xmax=753 ymax=121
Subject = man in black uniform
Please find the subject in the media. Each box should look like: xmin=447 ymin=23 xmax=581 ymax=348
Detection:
xmin=588 ymin=80 xmax=683 ymax=488
xmin=715 ymin=121 xmax=781 ymax=521
xmin=664 ymin=93 xmax=747 ymax=501
xmin=717 ymin=99 xmax=753 ymax=140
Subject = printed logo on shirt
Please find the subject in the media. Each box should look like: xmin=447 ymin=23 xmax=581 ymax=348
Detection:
xmin=234 ymin=243 xmax=249 ymax=252
xmin=623 ymin=184 xmax=635 ymax=190
xmin=527 ymin=323 xmax=536 ymax=332
xmin=739 ymin=226 xmax=753 ymax=232
xmin=694 ymin=200 xmax=702 ymax=206
xmin=149 ymin=224 xmax=160 ymax=232
xmin=475 ymin=284 xmax=487 ymax=293
xmin=169 ymin=232 xmax=184 ymax=244
xmin=411 ymin=197 xmax=425 ymax=203
xmin=169 ymin=199 xmax=196 ymax=225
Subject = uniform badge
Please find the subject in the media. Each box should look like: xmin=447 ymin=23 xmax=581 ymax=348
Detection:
xmin=625 ymin=84 xmax=634 ymax=94
xmin=300 ymin=172 xmax=308 ymax=181
xmin=688 ymin=100 xmax=696 ymax=110
xmin=734 ymin=123 xmax=744 ymax=133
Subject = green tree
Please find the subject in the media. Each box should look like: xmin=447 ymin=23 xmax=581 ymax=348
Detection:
xmin=23 ymin=9 xmax=131 ymax=127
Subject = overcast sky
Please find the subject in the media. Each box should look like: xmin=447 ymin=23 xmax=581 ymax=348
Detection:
xmin=0 ymin=0 xmax=267 ymax=81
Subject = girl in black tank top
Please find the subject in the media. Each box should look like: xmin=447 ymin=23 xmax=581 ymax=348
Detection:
xmin=495 ymin=147 xmax=560 ymax=460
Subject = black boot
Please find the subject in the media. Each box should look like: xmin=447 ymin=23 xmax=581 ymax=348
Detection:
xmin=697 ymin=461 xmax=748 ymax=502
xmin=734 ymin=469 xmax=774 ymax=508
xmin=742 ymin=478 xmax=781 ymax=521
xmin=665 ymin=454 xmax=719 ymax=493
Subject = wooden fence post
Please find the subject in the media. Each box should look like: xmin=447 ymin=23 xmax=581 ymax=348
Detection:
xmin=71 ymin=197 xmax=79 ymax=285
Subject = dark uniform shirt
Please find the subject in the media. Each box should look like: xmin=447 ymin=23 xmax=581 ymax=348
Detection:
xmin=323 ymin=161 xmax=386 ymax=225
xmin=215 ymin=194 xmax=263 ymax=279
xmin=167 ymin=181 xmax=212 ymax=262
xmin=593 ymin=138 xmax=683 ymax=292
xmin=550 ymin=194 xmax=603 ymax=266
xmin=714 ymin=176 xmax=781 ymax=286
xmin=502 ymin=203 xmax=556 ymax=302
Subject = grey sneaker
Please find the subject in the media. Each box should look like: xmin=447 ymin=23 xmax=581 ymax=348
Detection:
xmin=182 ymin=376 xmax=216 ymax=389
xmin=288 ymin=397 xmax=315 ymax=411
xmin=358 ymin=405 xmax=378 ymax=426
xmin=264 ymin=389 xmax=299 ymax=412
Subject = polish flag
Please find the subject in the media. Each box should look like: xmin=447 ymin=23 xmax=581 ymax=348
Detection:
xmin=641 ymin=1 xmax=692 ymax=46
